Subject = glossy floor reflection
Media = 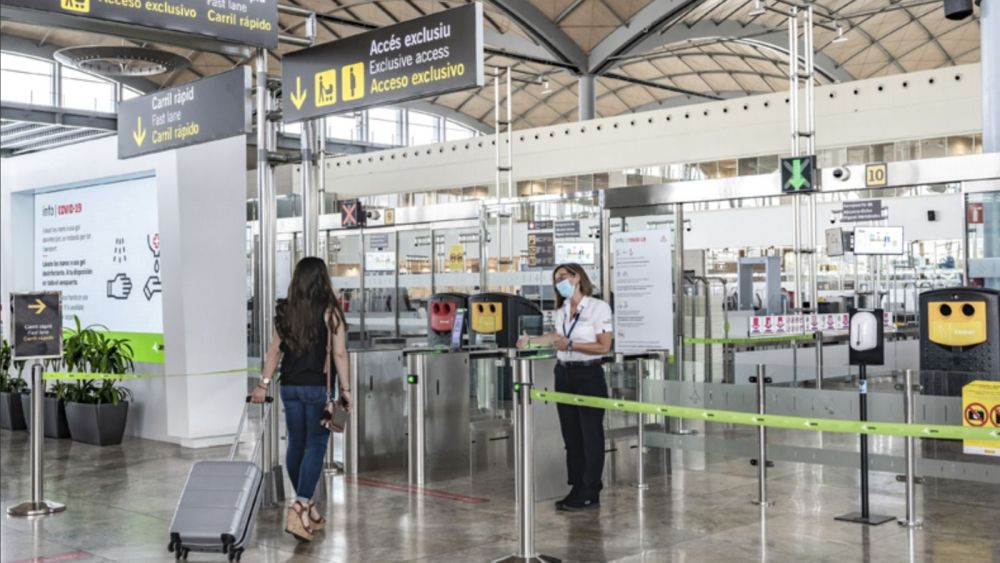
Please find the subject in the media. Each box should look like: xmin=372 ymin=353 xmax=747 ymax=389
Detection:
xmin=2 ymin=428 xmax=999 ymax=562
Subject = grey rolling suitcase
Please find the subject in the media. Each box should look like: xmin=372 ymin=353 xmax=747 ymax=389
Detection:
xmin=168 ymin=397 xmax=273 ymax=562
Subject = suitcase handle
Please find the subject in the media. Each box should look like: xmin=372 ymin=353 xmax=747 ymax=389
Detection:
xmin=229 ymin=396 xmax=275 ymax=463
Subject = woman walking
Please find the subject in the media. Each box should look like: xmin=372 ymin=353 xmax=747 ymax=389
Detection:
xmin=518 ymin=263 xmax=613 ymax=511
xmin=251 ymin=257 xmax=351 ymax=541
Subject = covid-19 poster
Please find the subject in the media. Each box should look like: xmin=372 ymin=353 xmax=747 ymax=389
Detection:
xmin=34 ymin=177 xmax=163 ymax=343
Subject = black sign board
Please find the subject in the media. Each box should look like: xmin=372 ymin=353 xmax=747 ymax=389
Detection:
xmin=528 ymin=220 xmax=553 ymax=231
xmin=528 ymin=233 xmax=555 ymax=268
xmin=341 ymin=199 xmax=365 ymax=228
xmin=1 ymin=0 xmax=278 ymax=49
xmin=781 ymin=155 xmax=817 ymax=193
xmin=11 ymin=292 xmax=63 ymax=360
xmin=368 ymin=233 xmax=390 ymax=250
xmin=554 ymin=221 xmax=581 ymax=239
xmin=118 ymin=67 xmax=252 ymax=159
xmin=282 ymin=4 xmax=484 ymax=122
xmin=841 ymin=200 xmax=884 ymax=223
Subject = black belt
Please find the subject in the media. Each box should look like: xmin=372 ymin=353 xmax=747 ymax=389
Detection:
xmin=558 ymin=360 xmax=603 ymax=368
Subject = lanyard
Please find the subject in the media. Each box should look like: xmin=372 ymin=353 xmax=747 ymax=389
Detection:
xmin=563 ymin=305 xmax=583 ymax=339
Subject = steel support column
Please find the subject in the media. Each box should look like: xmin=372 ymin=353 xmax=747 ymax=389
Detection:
xmin=578 ymin=74 xmax=596 ymax=121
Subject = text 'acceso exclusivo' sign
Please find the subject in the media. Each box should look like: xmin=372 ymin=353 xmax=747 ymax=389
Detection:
xmin=0 ymin=0 xmax=277 ymax=49
xmin=118 ymin=67 xmax=252 ymax=159
xmin=281 ymin=3 xmax=484 ymax=123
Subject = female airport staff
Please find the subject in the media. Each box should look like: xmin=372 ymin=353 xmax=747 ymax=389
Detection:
xmin=518 ymin=263 xmax=612 ymax=511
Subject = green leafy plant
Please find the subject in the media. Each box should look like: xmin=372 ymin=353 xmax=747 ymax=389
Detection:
xmin=58 ymin=317 xmax=135 ymax=405
xmin=0 ymin=339 xmax=28 ymax=394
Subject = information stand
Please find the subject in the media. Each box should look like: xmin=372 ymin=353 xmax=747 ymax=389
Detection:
xmin=7 ymin=292 xmax=66 ymax=517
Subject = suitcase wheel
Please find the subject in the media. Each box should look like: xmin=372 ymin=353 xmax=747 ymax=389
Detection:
xmin=228 ymin=547 xmax=243 ymax=562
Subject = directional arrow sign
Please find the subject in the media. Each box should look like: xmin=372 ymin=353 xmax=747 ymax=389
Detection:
xmin=11 ymin=292 xmax=63 ymax=360
xmin=781 ymin=155 xmax=817 ymax=193
xmin=289 ymin=76 xmax=308 ymax=110
xmin=27 ymin=298 xmax=47 ymax=315
xmin=118 ymin=67 xmax=252 ymax=159
xmin=132 ymin=116 xmax=146 ymax=147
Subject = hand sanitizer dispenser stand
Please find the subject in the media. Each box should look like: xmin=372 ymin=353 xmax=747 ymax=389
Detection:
xmin=836 ymin=308 xmax=894 ymax=526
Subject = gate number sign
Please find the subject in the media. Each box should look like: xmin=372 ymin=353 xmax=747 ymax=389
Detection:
xmin=865 ymin=163 xmax=888 ymax=187
xmin=11 ymin=292 xmax=63 ymax=360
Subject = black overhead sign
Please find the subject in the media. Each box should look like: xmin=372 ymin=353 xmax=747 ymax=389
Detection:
xmin=841 ymin=200 xmax=884 ymax=223
xmin=11 ymin=292 xmax=63 ymax=360
xmin=118 ymin=67 xmax=252 ymax=159
xmin=282 ymin=4 xmax=484 ymax=123
xmin=0 ymin=0 xmax=278 ymax=49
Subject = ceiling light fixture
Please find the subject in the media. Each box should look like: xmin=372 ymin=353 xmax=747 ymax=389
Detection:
xmin=749 ymin=0 xmax=766 ymax=17
xmin=541 ymin=79 xmax=552 ymax=95
xmin=832 ymin=20 xmax=849 ymax=43
xmin=54 ymin=46 xmax=190 ymax=77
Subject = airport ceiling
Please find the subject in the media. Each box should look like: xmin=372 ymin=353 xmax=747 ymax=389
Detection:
xmin=0 ymin=0 xmax=984 ymax=131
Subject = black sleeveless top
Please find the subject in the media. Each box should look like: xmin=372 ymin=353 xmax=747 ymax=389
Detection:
xmin=278 ymin=315 xmax=333 ymax=387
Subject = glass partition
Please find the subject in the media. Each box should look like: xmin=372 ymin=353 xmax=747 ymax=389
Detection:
xmin=435 ymin=225 xmax=482 ymax=295
xmin=397 ymin=228 xmax=432 ymax=337
xmin=482 ymin=194 xmax=603 ymax=307
xmin=327 ymin=230 xmax=363 ymax=341
xmin=966 ymin=189 xmax=1000 ymax=290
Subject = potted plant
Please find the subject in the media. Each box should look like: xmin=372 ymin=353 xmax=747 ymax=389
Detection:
xmin=0 ymin=339 xmax=28 ymax=431
xmin=61 ymin=317 xmax=135 ymax=446
xmin=19 ymin=360 xmax=73 ymax=439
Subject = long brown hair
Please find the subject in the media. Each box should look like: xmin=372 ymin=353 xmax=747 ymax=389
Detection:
xmin=275 ymin=257 xmax=346 ymax=355
xmin=553 ymin=263 xmax=594 ymax=309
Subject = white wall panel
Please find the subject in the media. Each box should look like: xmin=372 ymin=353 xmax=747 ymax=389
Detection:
xmin=325 ymin=65 xmax=982 ymax=196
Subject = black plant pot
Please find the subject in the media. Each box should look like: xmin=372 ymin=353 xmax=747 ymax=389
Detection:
xmin=0 ymin=391 xmax=27 ymax=431
xmin=20 ymin=393 xmax=72 ymax=439
xmin=65 ymin=401 xmax=129 ymax=446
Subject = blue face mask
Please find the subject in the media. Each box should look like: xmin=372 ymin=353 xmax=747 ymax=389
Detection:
xmin=556 ymin=279 xmax=575 ymax=299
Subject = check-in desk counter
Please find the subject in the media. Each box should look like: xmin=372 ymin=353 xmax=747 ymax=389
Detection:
xmin=345 ymin=348 xmax=407 ymax=475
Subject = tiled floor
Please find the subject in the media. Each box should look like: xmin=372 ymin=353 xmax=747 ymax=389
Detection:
xmin=2 ymin=426 xmax=999 ymax=563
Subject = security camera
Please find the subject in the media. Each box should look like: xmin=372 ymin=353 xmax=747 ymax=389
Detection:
xmin=832 ymin=167 xmax=851 ymax=181
xmin=830 ymin=217 xmax=837 ymax=225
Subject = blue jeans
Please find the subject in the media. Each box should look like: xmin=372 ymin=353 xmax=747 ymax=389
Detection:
xmin=280 ymin=385 xmax=330 ymax=502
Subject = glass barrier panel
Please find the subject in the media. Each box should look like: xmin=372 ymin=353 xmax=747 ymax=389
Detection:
xmin=398 ymin=229 xmax=431 ymax=338
xmin=327 ymin=231 xmax=362 ymax=338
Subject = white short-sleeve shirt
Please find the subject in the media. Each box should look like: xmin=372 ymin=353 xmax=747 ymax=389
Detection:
xmin=553 ymin=296 xmax=613 ymax=362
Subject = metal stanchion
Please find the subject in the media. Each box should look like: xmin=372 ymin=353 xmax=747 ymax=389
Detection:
xmin=749 ymin=364 xmax=773 ymax=507
xmin=343 ymin=351 xmax=361 ymax=476
xmin=494 ymin=352 xmax=559 ymax=563
xmin=635 ymin=356 xmax=648 ymax=490
xmin=7 ymin=362 xmax=66 ymax=517
xmin=815 ymin=330 xmax=824 ymax=390
xmin=407 ymin=353 xmax=425 ymax=487
xmin=898 ymin=369 xmax=923 ymax=528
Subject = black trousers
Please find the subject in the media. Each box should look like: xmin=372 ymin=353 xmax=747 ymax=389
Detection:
xmin=554 ymin=363 xmax=607 ymax=499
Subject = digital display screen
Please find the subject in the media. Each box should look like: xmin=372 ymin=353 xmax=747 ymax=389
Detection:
xmin=365 ymin=251 xmax=396 ymax=271
xmin=555 ymin=242 xmax=596 ymax=265
xmin=825 ymin=228 xmax=845 ymax=257
xmin=853 ymin=226 xmax=904 ymax=255
xmin=450 ymin=309 xmax=465 ymax=350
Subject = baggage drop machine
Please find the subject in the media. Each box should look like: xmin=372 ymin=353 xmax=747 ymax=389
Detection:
xmin=919 ymin=288 xmax=1000 ymax=395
